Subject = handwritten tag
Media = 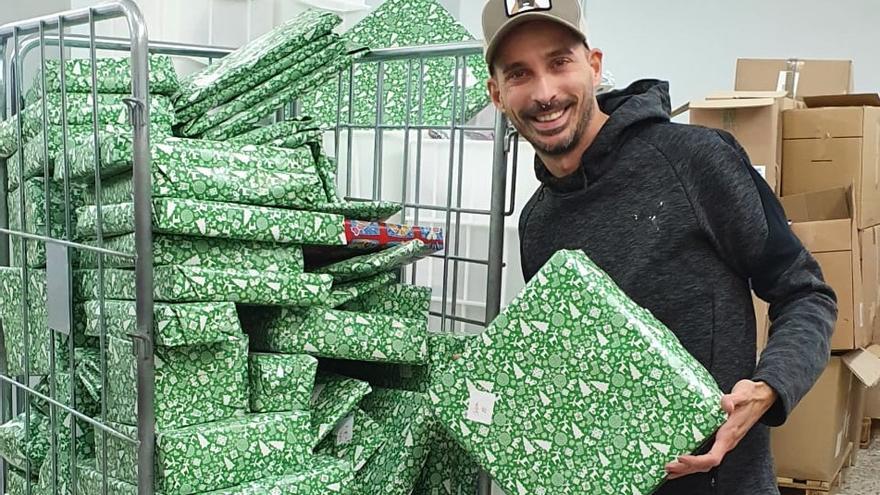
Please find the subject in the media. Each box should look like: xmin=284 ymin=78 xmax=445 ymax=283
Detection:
xmin=466 ymin=389 xmax=497 ymax=425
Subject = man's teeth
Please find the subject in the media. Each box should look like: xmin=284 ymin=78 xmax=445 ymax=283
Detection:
xmin=535 ymin=109 xmax=565 ymax=122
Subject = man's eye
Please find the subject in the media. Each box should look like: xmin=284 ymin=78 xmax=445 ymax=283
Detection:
xmin=553 ymin=58 xmax=571 ymax=68
xmin=507 ymin=70 xmax=527 ymax=81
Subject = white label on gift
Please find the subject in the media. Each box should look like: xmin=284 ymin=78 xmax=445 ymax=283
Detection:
xmin=311 ymin=383 xmax=326 ymax=405
xmin=335 ymin=414 xmax=355 ymax=446
xmin=466 ymin=389 xmax=497 ymax=425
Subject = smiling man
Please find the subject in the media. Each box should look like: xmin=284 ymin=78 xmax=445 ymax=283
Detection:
xmin=481 ymin=0 xmax=837 ymax=494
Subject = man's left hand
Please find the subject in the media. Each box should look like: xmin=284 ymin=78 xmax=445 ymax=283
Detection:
xmin=664 ymin=379 xmax=777 ymax=480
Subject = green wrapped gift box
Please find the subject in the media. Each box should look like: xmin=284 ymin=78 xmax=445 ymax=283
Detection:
xmin=5 ymin=468 xmax=36 ymax=495
xmin=77 ymin=234 xmax=305 ymax=274
xmin=97 ymin=412 xmax=313 ymax=494
xmin=0 ymin=413 xmax=44 ymax=472
xmin=8 ymin=177 xmax=85 ymax=268
xmin=429 ymin=250 xmax=727 ymax=495
xmin=314 ymin=240 xmax=435 ymax=284
xmin=315 ymin=407 xmax=386 ymax=472
xmin=248 ymin=353 xmax=318 ymax=414
xmin=355 ymin=389 xmax=436 ymax=495
xmin=311 ymin=373 xmax=372 ymax=447
xmin=313 ymin=200 xmax=403 ymax=222
xmin=342 ymin=282 xmax=431 ymax=320
xmin=262 ymin=307 xmax=428 ymax=364
xmin=414 ymin=429 xmax=480 ymax=495
xmin=75 ymin=198 xmax=346 ymax=246
xmin=325 ymin=271 xmax=397 ymax=308
xmin=0 ymin=118 xmax=15 ymax=158
xmin=74 ymin=266 xmax=332 ymax=306
xmin=227 ymin=118 xmax=321 ymax=147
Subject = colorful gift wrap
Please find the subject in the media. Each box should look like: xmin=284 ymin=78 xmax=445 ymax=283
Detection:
xmin=248 ymin=353 xmax=318 ymax=414
xmin=24 ymin=54 xmax=179 ymax=104
xmin=226 ymin=118 xmax=322 ymax=147
xmin=428 ymin=250 xmax=728 ymax=495
xmin=8 ymin=177 xmax=85 ymax=268
xmin=262 ymin=307 xmax=429 ymax=364
xmin=315 ymin=408 xmax=387 ymax=472
xmin=311 ymin=373 xmax=372 ymax=447
xmin=75 ymin=198 xmax=346 ymax=246
xmin=97 ymin=412 xmax=313 ymax=494
xmin=299 ymin=0 xmax=490 ymax=128
xmin=73 ymin=265 xmax=332 ymax=306
xmin=314 ymin=239 xmax=435 ymax=283
xmin=342 ymin=282 xmax=431 ymax=320
xmin=105 ymin=334 xmax=248 ymax=430
xmin=413 ymin=428 xmax=480 ymax=495
xmin=355 ymin=388 xmax=436 ymax=495
xmin=76 ymin=234 xmax=305 ymax=274
xmin=325 ymin=271 xmax=397 ymax=308
xmin=174 ymin=9 xmax=341 ymax=109
xmin=344 ymin=220 xmax=444 ymax=250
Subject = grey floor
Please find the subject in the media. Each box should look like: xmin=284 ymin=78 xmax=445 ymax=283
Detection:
xmin=839 ymin=426 xmax=880 ymax=495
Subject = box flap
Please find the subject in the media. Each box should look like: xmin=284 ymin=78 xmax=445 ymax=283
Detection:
xmin=843 ymin=349 xmax=880 ymax=387
xmin=707 ymin=90 xmax=788 ymax=100
xmin=690 ymin=97 xmax=777 ymax=110
xmin=803 ymin=94 xmax=880 ymax=109
xmin=868 ymin=345 xmax=880 ymax=359
xmin=780 ymin=187 xmax=852 ymax=223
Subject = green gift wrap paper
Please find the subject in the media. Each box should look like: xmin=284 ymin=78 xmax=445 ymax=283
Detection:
xmin=314 ymin=200 xmax=403 ymax=222
xmin=342 ymin=282 xmax=431 ymax=320
xmin=226 ymin=118 xmax=322 ymax=147
xmin=248 ymin=353 xmax=318 ymax=413
xmin=77 ymin=234 xmax=305 ymax=274
xmin=8 ymin=177 xmax=85 ymax=267
xmin=429 ymin=250 xmax=727 ymax=495
xmin=0 ymin=119 xmax=18 ymax=158
xmin=311 ymin=373 xmax=372 ymax=447
xmin=325 ymin=271 xmax=397 ymax=308
xmin=174 ymin=10 xmax=341 ymax=108
xmin=0 ymin=413 xmax=44 ymax=472
xmin=413 ymin=429 xmax=480 ymax=495
xmin=314 ymin=240 xmax=435 ymax=284
xmin=315 ymin=408 xmax=387 ymax=472
xmin=97 ymin=412 xmax=313 ymax=494
xmin=5 ymin=468 xmax=37 ymax=495
xmin=74 ymin=265 xmax=332 ymax=306
xmin=75 ymin=198 xmax=346 ymax=246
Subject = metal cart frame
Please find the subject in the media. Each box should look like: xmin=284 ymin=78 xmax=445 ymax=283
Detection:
xmin=0 ymin=1 xmax=513 ymax=494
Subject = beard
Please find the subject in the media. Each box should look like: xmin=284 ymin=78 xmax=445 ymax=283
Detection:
xmin=509 ymin=90 xmax=594 ymax=157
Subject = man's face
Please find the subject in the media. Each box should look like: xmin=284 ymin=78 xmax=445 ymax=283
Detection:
xmin=488 ymin=21 xmax=601 ymax=156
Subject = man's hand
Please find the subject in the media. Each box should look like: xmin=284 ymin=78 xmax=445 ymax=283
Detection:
xmin=664 ymin=379 xmax=777 ymax=480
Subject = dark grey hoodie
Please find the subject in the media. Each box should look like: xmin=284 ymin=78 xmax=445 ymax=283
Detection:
xmin=518 ymin=79 xmax=837 ymax=494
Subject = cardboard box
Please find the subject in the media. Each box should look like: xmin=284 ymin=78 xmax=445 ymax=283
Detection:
xmin=860 ymin=227 xmax=880 ymax=338
xmin=753 ymin=293 xmax=770 ymax=359
xmin=735 ymin=58 xmax=853 ymax=99
xmin=781 ymin=187 xmax=869 ymax=350
xmin=689 ymin=91 xmax=796 ymax=193
xmin=865 ymin=346 xmax=880 ymax=419
xmin=771 ymin=348 xmax=880 ymax=481
xmin=781 ymin=94 xmax=880 ymax=229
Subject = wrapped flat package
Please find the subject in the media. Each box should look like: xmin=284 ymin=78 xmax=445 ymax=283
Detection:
xmin=414 ymin=429 xmax=480 ymax=495
xmin=74 ymin=265 xmax=332 ymax=306
xmin=4 ymin=468 xmax=34 ymax=495
xmin=344 ymin=220 xmax=444 ymax=250
xmin=248 ymin=353 xmax=318 ymax=413
xmin=315 ymin=200 xmax=403 ymax=222
xmin=314 ymin=239 xmax=435 ymax=283
xmin=300 ymin=0 xmax=490 ymax=127
xmin=262 ymin=307 xmax=428 ymax=364
xmin=226 ymin=118 xmax=322 ymax=148
xmin=0 ymin=413 xmax=45 ymax=472
xmin=75 ymin=198 xmax=346 ymax=246
xmin=311 ymin=373 xmax=372 ymax=446
xmin=0 ymin=119 xmax=17 ymax=158
xmin=342 ymin=282 xmax=431 ymax=320
xmin=325 ymin=271 xmax=397 ymax=308
xmin=77 ymin=234 xmax=305 ymax=274
xmin=429 ymin=250 xmax=727 ymax=495
xmin=8 ymin=177 xmax=85 ymax=267
xmin=355 ymin=389 xmax=436 ymax=495
xmin=315 ymin=408 xmax=387 ymax=472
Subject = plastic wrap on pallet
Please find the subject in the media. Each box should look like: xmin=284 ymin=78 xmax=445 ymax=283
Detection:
xmin=343 ymin=220 xmax=444 ymax=250
xmin=342 ymin=282 xmax=431 ymax=320
xmin=325 ymin=271 xmax=397 ymax=308
xmin=311 ymin=373 xmax=372 ymax=447
xmin=429 ymin=250 xmax=728 ymax=495
xmin=73 ymin=265 xmax=332 ymax=306
xmin=248 ymin=353 xmax=318 ymax=414
xmin=315 ymin=408 xmax=387 ymax=472
xmin=314 ymin=239 xmax=434 ymax=283
xmin=75 ymin=198 xmax=347 ymax=246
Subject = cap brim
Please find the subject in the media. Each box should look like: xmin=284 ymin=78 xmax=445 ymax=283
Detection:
xmin=485 ymin=12 xmax=587 ymax=66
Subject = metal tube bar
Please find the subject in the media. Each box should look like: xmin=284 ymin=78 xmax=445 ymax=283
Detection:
xmin=341 ymin=198 xmax=491 ymax=216
xmin=334 ymin=123 xmax=494 ymax=132
xmin=410 ymin=58 xmax=426 ymax=286
xmin=428 ymin=311 xmax=485 ymax=328
xmin=0 ymin=228 xmax=136 ymax=258
xmin=439 ymin=56 xmax=462 ymax=332
xmin=0 ymin=1 xmax=154 ymax=39
xmin=358 ymin=41 xmax=482 ymax=63
xmin=372 ymin=61 xmax=385 ymax=200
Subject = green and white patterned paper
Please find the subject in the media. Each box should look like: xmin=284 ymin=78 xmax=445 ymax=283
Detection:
xmin=342 ymin=282 xmax=431 ymax=320
xmin=249 ymin=353 xmax=318 ymax=413
xmin=325 ymin=271 xmax=397 ymax=308
xmin=315 ymin=407 xmax=386 ymax=472
xmin=8 ymin=177 xmax=85 ymax=267
xmin=314 ymin=239 xmax=434 ymax=283
xmin=226 ymin=118 xmax=322 ymax=147
xmin=311 ymin=373 xmax=372 ymax=446
xmin=429 ymin=250 xmax=727 ymax=495
xmin=314 ymin=200 xmax=403 ymax=222
xmin=414 ymin=428 xmax=480 ymax=495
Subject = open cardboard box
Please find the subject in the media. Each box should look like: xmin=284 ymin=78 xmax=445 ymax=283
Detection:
xmin=735 ymin=58 xmax=853 ymax=99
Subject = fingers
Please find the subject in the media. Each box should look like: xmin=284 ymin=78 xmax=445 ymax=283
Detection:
xmin=665 ymin=422 xmax=735 ymax=479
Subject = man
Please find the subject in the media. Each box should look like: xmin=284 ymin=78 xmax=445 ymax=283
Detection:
xmin=481 ymin=0 xmax=837 ymax=494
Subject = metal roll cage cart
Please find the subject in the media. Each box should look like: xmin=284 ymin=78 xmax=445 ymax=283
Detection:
xmin=0 ymin=1 xmax=515 ymax=494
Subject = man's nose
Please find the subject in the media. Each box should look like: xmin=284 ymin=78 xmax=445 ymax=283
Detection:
xmin=532 ymin=75 xmax=557 ymax=108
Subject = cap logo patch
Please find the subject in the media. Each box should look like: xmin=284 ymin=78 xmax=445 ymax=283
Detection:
xmin=505 ymin=0 xmax=552 ymax=17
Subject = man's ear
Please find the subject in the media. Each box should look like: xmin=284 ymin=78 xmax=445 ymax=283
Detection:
xmin=488 ymin=77 xmax=504 ymax=112
xmin=588 ymin=48 xmax=604 ymax=88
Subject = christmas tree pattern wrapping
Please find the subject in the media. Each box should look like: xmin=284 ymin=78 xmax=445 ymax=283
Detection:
xmin=226 ymin=118 xmax=321 ymax=147
xmin=73 ymin=266 xmax=332 ymax=306
xmin=299 ymin=0 xmax=490 ymax=128
xmin=8 ymin=177 xmax=86 ymax=267
xmin=0 ymin=413 xmax=41 ymax=472
xmin=413 ymin=428 xmax=480 ymax=495
xmin=174 ymin=10 xmax=341 ymax=109
xmin=0 ymin=118 xmax=16 ymax=158
xmin=314 ymin=239 xmax=435 ymax=283
xmin=75 ymin=198 xmax=347 ymax=246
xmin=4 ymin=468 xmax=33 ymax=495
xmin=313 ymin=200 xmax=403 ymax=222
xmin=263 ymin=307 xmax=429 ymax=364
xmin=76 ymin=234 xmax=305 ymax=274
xmin=324 ymin=271 xmax=397 ymax=308
xmin=97 ymin=412 xmax=313 ymax=494
xmin=248 ymin=353 xmax=318 ymax=413
xmin=354 ymin=388 xmax=436 ymax=495
xmin=428 ymin=250 xmax=728 ymax=495
xmin=315 ymin=407 xmax=387 ymax=472
xmin=342 ymin=282 xmax=431 ymax=320
xmin=24 ymin=54 xmax=179 ymax=104
xmin=310 ymin=373 xmax=372 ymax=446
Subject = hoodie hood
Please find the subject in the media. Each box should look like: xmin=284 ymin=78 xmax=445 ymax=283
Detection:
xmin=534 ymin=79 xmax=672 ymax=193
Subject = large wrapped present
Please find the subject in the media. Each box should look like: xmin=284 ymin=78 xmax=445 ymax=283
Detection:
xmin=311 ymin=373 xmax=372 ymax=446
xmin=75 ymin=198 xmax=346 ymax=246
xmin=342 ymin=282 xmax=431 ymax=320
xmin=97 ymin=412 xmax=313 ymax=494
xmin=74 ymin=266 xmax=332 ymax=306
xmin=355 ymin=389 xmax=436 ymax=495
xmin=414 ymin=429 xmax=480 ymax=495
xmin=76 ymin=234 xmax=305 ymax=274
xmin=248 ymin=353 xmax=318 ymax=413
xmin=174 ymin=10 xmax=341 ymax=110
xmin=226 ymin=118 xmax=322 ymax=147
xmin=316 ymin=408 xmax=387 ymax=472
xmin=4 ymin=468 xmax=34 ymax=495
xmin=325 ymin=271 xmax=397 ymax=308
xmin=314 ymin=239 xmax=435 ymax=283
xmin=0 ymin=412 xmax=45 ymax=472
xmin=8 ymin=177 xmax=85 ymax=267
xmin=0 ymin=118 xmax=15 ymax=158
xmin=300 ymin=0 xmax=490 ymax=128
xmin=429 ymin=250 xmax=727 ymax=495
xmin=314 ymin=200 xmax=403 ymax=222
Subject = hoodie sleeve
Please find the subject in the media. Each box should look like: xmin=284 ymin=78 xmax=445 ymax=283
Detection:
xmin=680 ymin=128 xmax=836 ymax=427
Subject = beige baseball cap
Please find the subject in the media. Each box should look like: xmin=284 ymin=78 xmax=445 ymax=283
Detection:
xmin=482 ymin=0 xmax=588 ymax=66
